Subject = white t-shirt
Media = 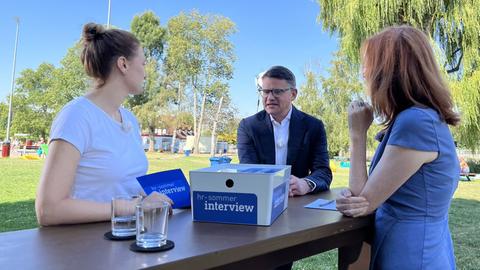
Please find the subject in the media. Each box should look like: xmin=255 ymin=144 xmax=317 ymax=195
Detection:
xmin=50 ymin=96 xmax=148 ymax=202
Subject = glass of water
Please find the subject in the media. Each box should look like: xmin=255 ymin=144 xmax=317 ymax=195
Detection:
xmin=136 ymin=198 xmax=170 ymax=248
xmin=111 ymin=195 xmax=142 ymax=237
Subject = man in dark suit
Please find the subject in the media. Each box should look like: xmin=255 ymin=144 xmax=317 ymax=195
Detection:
xmin=237 ymin=65 xmax=332 ymax=197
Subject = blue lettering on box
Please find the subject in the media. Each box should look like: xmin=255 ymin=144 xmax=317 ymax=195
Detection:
xmin=193 ymin=191 xmax=257 ymax=225
xmin=271 ymin=182 xmax=287 ymax=222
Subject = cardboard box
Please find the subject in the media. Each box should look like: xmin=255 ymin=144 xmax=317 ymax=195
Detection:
xmin=189 ymin=164 xmax=291 ymax=226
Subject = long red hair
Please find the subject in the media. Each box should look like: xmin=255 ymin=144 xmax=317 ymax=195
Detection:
xmin=361 ymin=25 xmax=459 ymax=127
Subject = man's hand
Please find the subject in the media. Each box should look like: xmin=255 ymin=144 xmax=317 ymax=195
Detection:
xmin=335 ymin=189 xmax=370 ymax=217
xmin=289 ymin=175 xmax=311 ymax=197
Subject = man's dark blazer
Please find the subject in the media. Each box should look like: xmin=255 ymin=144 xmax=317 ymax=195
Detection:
xmin=237 ymin=106 xmax=332 ymax=193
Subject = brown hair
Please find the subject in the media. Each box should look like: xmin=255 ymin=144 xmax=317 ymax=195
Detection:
xmin=262 ymin=65 xmax=296 ymax=88
xmin=81 ymin=23 xmax=140 ymax=87
xmin=361 ymin=25 xmax=459 ymax=127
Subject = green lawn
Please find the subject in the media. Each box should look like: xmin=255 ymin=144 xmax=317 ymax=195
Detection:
xmin=0 ymin=153 xmax=479 ymax=269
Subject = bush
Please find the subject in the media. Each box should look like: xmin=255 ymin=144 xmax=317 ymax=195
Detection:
xmin=466 ymin=159 xmax=480 ymax=173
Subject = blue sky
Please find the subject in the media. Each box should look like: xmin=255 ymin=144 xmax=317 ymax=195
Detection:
xmin=0 ymin=0 xmax=338 ymax=118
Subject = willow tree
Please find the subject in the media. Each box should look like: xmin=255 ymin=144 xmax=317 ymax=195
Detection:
xmin=317 ymin=0 xmax=480 ymax=150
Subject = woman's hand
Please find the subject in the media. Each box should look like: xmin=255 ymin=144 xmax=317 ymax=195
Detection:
xmin=143 ymin=192 xmax=174 ymax=215
xmin=348 ymin=100 xmax=373 ymax=137
xmin=336 ymin=189 xmax=370 ymax=217
xmin=115 ymin=196 xmax=143 ymax=216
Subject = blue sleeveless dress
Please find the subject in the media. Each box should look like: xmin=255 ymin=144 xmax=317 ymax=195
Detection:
xmin=369 ymin=107 xmax=459 ymax=269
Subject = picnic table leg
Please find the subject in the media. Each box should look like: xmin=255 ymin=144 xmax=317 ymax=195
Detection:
xmin=338 ymin=241 xmax=371 ymax=270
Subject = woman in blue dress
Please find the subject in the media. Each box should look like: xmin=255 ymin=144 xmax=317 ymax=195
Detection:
xmin=336 ymin=25 xmax=460 ymax=269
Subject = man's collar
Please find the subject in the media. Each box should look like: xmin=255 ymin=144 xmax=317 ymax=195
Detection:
xmin=269 ymin=106 xmax=293 ymax=124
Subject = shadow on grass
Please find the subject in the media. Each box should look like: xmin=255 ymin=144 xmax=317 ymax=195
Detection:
xmin=0 ymin=199 xmax=38 ymax=233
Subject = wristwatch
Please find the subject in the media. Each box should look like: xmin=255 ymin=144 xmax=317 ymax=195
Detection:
xmin=305 ymin=178 xmax=316 ymax=192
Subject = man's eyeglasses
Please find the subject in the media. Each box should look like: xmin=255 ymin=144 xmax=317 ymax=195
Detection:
xmin=258 ymin=88 xmax=293 ymax=97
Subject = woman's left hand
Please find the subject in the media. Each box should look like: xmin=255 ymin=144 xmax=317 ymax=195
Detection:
xmin=336 ymin=189 xmax=370 ymax=217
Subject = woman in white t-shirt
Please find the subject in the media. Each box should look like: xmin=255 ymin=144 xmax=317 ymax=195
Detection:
xmin=35 ymin=23 xmax=172 ymax=226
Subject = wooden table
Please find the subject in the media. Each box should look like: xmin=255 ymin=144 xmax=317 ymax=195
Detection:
xmin=0 ymin=189 xmax=372 ymax=270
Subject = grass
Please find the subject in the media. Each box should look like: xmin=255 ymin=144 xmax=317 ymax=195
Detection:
xmin=0 ymin=153 xmax=479 ymax=269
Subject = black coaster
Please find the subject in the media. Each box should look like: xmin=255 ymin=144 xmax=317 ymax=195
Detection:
xmin=129 ymin=240 xmax=175 ymax=253
xmin=104 ymin=231 xmax=136 ymax=241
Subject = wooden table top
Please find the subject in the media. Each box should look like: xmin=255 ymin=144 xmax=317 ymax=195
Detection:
xmin=0 ymin=189 xmax=372 ymax=270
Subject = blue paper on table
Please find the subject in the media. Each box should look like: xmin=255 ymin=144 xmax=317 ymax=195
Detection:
xmin=304 ymin=198 xmax=337 ymax=211
xmin=136 ymin=169 xmax=191 ymax=209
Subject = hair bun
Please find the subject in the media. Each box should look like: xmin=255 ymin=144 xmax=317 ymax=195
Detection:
xmin=83 ymin=23 xmax=106 ymax=42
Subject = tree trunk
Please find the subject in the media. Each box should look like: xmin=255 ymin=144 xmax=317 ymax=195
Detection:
xmin=194 ymin=91 xmax=207 ymax=154
xmin=171 ymin=82 xmax=183 ymax=153
xmin=210 ymin=96 xmax=224 ymax=156
xmin=148 ymin=126 xmax=155 ymax=152
xmin=171 ymin=129 xmax=177 ymax=153
xmin=193 ymin=80 xmax=198 ymax=153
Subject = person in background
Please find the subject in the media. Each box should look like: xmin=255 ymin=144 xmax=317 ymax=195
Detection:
xmin=36 ymin=137 xmax=45 ymax=157
xmin=336 ymin=25 xmax=460 ymax=269
xmin=35 ymin=23 xmax=172 ymax=226
xmin=12 ymin=138 xmax=19 ymax=151
xmin=36 ymin=145 xmax=43 ymax=158
xmin=459 ymin=157 xmax=470 ymax=174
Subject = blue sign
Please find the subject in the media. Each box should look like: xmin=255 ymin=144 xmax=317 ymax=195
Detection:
xmin=271 ymin=182 xmax=287 ymax=222
xmin=193 ymin=191 xmax=257 ymax=225
xmin=137 ymin=169 xmax=191 ymax=209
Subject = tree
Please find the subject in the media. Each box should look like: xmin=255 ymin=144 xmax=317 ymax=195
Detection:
xmin=295 ymin=70 xmax=325 ymax=118
xmin=317 ymin=0 xmax=480 ymax=150
xmin=317 ymin=0 xmax=478 ymax=72
xmin=162 ymin=74 xmax=190 ymax=153
xmin=217 ymin=116 xmax=240 ymax=145
xmin=12 ymin=63 xmax=58 ymax=140
xmin=51 ymin=44 xmax=89 ymax=111
xmin=205 ymin=89 xmax=239 ymax=146
xmin=296 ymin=52 xmax=381 ymax=156
xmin=131 ymin=11 xmax=166 ymax=61
xmin=165 ymin=11 xmax=236 ymax=154
xmin=165 ymin=12 xmax=202 ymax=152
xmin=130 ymin=11 xmax=170 ymax=151
xmin=320 ymin=52 xmax=381 ymax=156
xmin=6 ymin=43 xmax=87 ymax=141
xmin=0 ymin=102 xmax=9 ymax=140
xmin=450 ymin=71 xmax=480 ymax=150
xmin=129 ymin=11 xmax=167 ymax=108
xmin=130 ymin=60 xmax=175 ymax=152
xmin=202 ymin=85 xmax=238 ymax=155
